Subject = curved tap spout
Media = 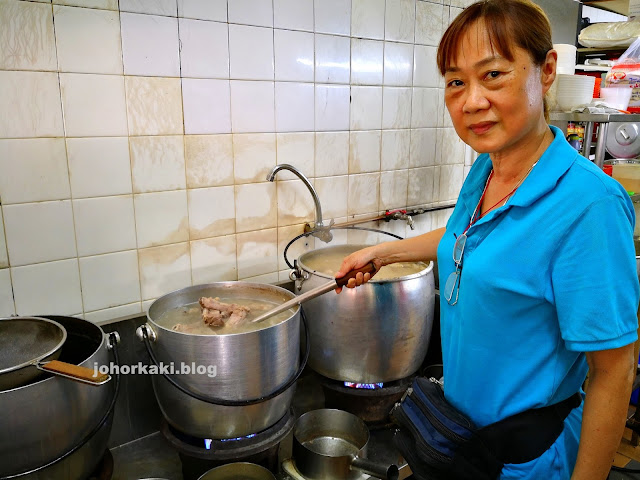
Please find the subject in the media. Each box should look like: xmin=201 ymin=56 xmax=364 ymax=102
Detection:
xmin=266 ymin=164 xmax=333 ymax=242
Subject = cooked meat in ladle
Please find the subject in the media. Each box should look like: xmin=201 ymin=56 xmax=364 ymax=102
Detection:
xmin=199 ymin=297 xmax=251 ymax=327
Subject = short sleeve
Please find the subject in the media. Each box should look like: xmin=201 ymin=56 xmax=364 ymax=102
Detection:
xmin=550 ymin=193 xmax=639 ymax=351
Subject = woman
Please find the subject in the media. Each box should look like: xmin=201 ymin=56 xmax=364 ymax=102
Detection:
xmin=336 ymin=1 xmax=639 ymax=479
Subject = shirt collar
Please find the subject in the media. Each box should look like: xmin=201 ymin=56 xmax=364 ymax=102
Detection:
xmin=458 ymin=125 xmax=578 ymax=218
xmin=509 ymin=125 xmax=578 ymax=208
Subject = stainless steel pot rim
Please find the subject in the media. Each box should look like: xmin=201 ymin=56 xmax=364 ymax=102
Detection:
xmin=297 ymin=244 xmax=434 ymax=283
xmin=0 ymin=317 xmax=106 ymax=394
xmin=197 ymin=462 xmax=276 ymax=480
xmin=293 ymin=408 xmax=371 ymax=459
xmin=0 ymin=316 xmax=67 ymax=375
xmin=146 ymin=281 xmax=299 ymax=337
xmin=298 ymin=259 xmax=434 ymax=283
xmin=299 ymin=262 xmax=433 ymax=283
xmin=604 ymin=158 xmax=640 ymax=165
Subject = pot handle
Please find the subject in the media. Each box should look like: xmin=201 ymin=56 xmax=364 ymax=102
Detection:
xmin=35 ymin=360 xmax=110 ymax=385
xmin=351 ymin=456 xmax=399 ymax=480
xmin=136 ymin=323 xmax=157 ymax=342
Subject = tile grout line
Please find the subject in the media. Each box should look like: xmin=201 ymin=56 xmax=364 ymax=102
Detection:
xmin=175 ymin=4 xmax=196 ymax=290
xmin=226 ymin=0 xmax=239 ymax=282
xmin=118 ymin=0 xmax=146 ymax=313
xmin=52 ymin=0 xmax=87 ymax=318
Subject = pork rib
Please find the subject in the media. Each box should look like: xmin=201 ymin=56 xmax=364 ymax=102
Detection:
xmin=199 ymin=297 xmax=250 ymax=327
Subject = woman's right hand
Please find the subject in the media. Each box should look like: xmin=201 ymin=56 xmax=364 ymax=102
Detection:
xmin=334 ymin=245 xmax=385 ymax=294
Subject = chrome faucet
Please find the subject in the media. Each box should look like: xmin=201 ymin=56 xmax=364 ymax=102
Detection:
xmin=266 ymin=164 xmax=333 ymax=242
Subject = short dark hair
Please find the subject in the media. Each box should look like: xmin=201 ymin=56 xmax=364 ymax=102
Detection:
xmin=437 ymin=0 xmax=553 ymax=76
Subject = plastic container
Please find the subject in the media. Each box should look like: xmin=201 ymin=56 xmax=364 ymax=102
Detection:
xmin=631 ymin=192 xmax=640 ymax=239
xmin=594 ymin=77 xmax=602 ymax=98
xmin=600 ymin=87 xmax=633 ymax=111
xmin=605 ymin=159 xmax=640 ymax=193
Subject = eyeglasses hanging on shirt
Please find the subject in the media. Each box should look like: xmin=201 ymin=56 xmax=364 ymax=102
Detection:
xmin=444 ymin=162 xmax=537 ymax=306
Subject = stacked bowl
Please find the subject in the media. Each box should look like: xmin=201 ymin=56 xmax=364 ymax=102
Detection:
xmin=554 ymin=43 xmax=577 ymax=75
xmin=555 ymin=74 xmax=595 ymax=111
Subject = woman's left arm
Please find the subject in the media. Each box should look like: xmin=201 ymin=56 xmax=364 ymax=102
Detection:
xmin=571 ymin=343 xmax=636 ymax=480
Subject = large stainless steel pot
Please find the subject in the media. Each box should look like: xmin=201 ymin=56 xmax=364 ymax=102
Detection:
xmin=8 ymin=411 xmax=114 ymax=480
xmin=142 ymin=282 xmax=300 ymax=439
xmin=0 ymin=315 xmax=115 ymax=478
xmin=296 ymin=244 xmax=435 ymax=383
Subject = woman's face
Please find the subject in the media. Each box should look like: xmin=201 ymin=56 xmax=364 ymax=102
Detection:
xmin=443 ymin=21 xmax=555 ymax=155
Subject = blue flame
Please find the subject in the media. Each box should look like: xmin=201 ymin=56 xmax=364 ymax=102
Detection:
xmin=344 ymin=382 xmax=384 ymax=389
xmin=204 ymin=433 xmax=257 ymax=449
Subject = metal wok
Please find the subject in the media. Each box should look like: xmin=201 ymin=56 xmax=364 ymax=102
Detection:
xmin=0 ymin=317 xmax=109 ymax=391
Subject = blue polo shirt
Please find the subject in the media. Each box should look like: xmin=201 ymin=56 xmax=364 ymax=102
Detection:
xmin=436 ymin=125 xmax=639 ymax=479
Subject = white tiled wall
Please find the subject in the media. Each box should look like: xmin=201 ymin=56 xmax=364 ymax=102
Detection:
xmin=0 ymin=0 xmax=472 ymax=321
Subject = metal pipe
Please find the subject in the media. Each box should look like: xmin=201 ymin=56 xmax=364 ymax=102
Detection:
xmin=266 ymin=164 xmax=325 ymax=229
xmin=594 ymin=123 xmax=609 ymax=169
xmin=583 ymin=121 xmax=593 ymax=160
xmin=351 ymin=456 xmax=399 ymax=480
xmin=331 ymin=203 xmax=457 ymax=229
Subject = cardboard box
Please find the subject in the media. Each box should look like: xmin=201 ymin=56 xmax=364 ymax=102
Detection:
xmin=631 ymin=0 xmax=640 ymax=19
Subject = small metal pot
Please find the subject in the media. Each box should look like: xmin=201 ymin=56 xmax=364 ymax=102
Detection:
xmin=293 ymin=409 xmax=399 ymax=480
xmin=198 ymin=463 xmax=276 ymax=480
xmin=296 ymin=244 xmax=435 ymax=383
xmin=141 ymin=282 xmax=301 ymax=439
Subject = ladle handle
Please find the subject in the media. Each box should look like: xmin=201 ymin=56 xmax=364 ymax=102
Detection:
xmin=335 ymin=262 xmax=377 ymax=288
xmin=37 ymin=360 xmax=110 ymax=385
xmin=351 ymin=456 xmax=399 ymax=480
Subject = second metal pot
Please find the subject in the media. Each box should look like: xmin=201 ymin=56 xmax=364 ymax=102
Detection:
xmin=143 ymin=282 xmax=301 ymax=438
xmin=296 ymin=244 xmax=435 ymax=383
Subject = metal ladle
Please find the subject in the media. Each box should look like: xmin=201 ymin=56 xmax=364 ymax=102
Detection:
xmin=250 ymin=263 xmax=376 ymax=324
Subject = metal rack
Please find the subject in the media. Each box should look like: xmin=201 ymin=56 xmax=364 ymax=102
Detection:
xmin=549 ymin=112 xmax=640 ymax=167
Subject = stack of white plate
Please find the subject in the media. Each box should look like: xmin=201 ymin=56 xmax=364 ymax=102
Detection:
xmin=554 ymin=43 xmax=577 ymax=75
xmin=556 ymin=74 xmax=595 ymax=111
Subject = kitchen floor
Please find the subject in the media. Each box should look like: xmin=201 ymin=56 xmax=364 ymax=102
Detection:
xmin=611 ymin=407 xmax=640 ymax=479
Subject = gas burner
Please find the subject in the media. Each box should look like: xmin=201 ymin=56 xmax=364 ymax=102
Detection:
xmin=343 ymin=381 xmax=385 ymax=389
xmin=321 ymin=375 xmax=414 ymax=426
xmin=87 ymin=449 xmax=114 ymax=480
xmin=161 ymin=408 xmax=295 ymax=480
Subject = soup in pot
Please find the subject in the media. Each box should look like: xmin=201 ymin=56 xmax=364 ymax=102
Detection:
xmin=302 ymin=250 xmax=428 ymax=280
xmin=155 ymin=297 xmax=295 ymax=335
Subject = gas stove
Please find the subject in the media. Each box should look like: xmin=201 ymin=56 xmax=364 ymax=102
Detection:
xmin=321 ymin=374 xmax=415 ymax=426
xmin=161 ymin=408 xmax=295 ymax=480
xmin=110 ymin=369 xmax=412 ymax=480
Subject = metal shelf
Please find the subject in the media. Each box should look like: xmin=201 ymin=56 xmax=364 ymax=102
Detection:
xmin=549 ymin=112 xmax=640 ymax=167
xmin=549 ymin=112 xmax=640 ymax=123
